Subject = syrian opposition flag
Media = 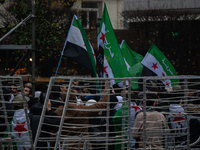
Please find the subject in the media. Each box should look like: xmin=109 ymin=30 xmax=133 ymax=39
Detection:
xmin=141 ymin=44 xmax=179 ymax=88
xmin=11 ymin=109 xmax=32 ymax=150
xmin=120 ymin=40 xmax=144 ymax=89
xmin=62 ymin=15 xmax=97 ymax=77
xmin=97 ymin=3 xmax=131 ymax=87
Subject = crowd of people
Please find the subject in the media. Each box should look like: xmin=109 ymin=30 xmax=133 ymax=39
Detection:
xmin=1 ymin=78 xmax=200 ymax=150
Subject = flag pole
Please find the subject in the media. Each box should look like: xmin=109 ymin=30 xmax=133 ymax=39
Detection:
xmin=54 ymin=54 xmax=63 ymax=78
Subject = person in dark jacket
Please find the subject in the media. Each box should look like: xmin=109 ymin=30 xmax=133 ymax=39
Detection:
xmin=29 ymin=91 xmax=60 ymax=149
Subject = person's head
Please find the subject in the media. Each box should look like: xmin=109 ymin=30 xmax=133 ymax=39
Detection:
xmin=112 ymin=82 xmax=128 ymax=96
xmin=73 ymin=80 xmax=79 ymax=86
xmin=35 ymin=83 xmax=47 ymax=92
xmin=25 ymin=82 xmax=32 ymax=88
xmin=10 ymin=84 xmax=17 ymax=93
xmin=3 ymin=87 xmax=11 ymax=101
xmin=81 ymin=88 xmax=90 ymax=98
xmin=62 ymin=89 xmax=77 ymax=102
xmin=149 ymin=86 xmax=159 ymax=95
xmin=60 ymin=84 xmax=68 ymax=93
xmin=112 ymin=83 xmax=122 ymax=95
xmin=50 ymin=85 xmax=60 ymax=99
xmin=187 ymin=84 xmax=197 ymax=98
xmin=38 ymin=91 xmax=47 ymax=105
xmin=146 ymin=92 xmax=159 ymax=107
xmin=167 ymin=90 xmax=184 ymax=104
xmin=12 ymin=94 xmax=30 ymax=110
xmin=24 ymin=86 xmax=32 ymax=97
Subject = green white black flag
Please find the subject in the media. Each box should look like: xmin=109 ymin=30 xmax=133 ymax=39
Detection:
xmin=62 ymin=15 xmax=97 ymax=77
xmin=141 ymin=44 xmax=179 ymax=88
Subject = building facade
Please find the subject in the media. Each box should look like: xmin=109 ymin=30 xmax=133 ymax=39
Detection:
xmin=72 ymin=0 xmax=124 ymax=29
xmin=124 ymin=0 xmax=200 ymax=11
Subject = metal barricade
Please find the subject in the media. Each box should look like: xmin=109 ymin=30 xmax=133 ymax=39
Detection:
xmin=0 ymin=75 xmax=33 ymax=150
xmin=19 ymin=75 xmax=200 ymax=150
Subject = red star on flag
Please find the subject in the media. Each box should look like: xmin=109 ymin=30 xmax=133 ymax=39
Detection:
xmin=151 ymin=63 xmax=158 ymax=70
xmin=100 ymin=32 xmax=105 ymax=43
xmin=172 ymin=112 xmax=186 ymax=125
xmin=162 ymin=72 xmax=165 ymax=76
xmin=14 ymin=121 xmax=28 ymax=137
xmin=104 ymin=66 xmax=108 ymax=74
xmin=131 ymin=103 xmax=141 ymax=112
xmin=131 ymin=105 xmax=141 ymax=112
xmin=165 ymin=82 xmax=169 ymax=86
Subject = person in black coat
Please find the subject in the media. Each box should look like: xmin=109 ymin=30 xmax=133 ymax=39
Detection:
xmin=29 ymin=91 xmax=60 ymax=149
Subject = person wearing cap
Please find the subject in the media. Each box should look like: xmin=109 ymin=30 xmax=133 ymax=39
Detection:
xmin=12 ymin=94 xmax=30 ymax=110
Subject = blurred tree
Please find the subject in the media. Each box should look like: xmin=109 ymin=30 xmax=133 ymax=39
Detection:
xmin=0 ymin=0 xmax=83 ymax=76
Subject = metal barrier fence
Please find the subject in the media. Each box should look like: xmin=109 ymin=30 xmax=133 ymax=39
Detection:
xmin=1 ymin=75 xmax=200 ymax=150
xmin=0 ymin=76 xmax=33 ymax=150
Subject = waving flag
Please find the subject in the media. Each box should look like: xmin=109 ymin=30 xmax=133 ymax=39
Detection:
xmin=62 ymin=15 xmax=97 ymax=77
xmin=11 ymin=109 xmax=31 ymax=150
xmin=97 ymin=22 xmax=105 ymax=76
xmin=120 ymin=40 xmax=144 ymax=89
xmin=141 ymin=44 xmax=179 ymax=88
xmin=120 ymin=40 xmax=143 ymax=68
xmin=97 ymin=3 xmax=131 ymax=86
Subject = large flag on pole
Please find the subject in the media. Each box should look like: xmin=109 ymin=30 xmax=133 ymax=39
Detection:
xmin=97 ymin=3 xmax=131 ymax=86
xmin=141 ymin=44 xmax=179 ymax=88
xmin=120 ymin=40 xmax=144 ymax=89
xmin=62 ymin=15 xmax=97 ymax=77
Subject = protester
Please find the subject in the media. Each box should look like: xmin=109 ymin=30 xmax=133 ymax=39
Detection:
xmin=45 ymin=83 xmax=108 ymax=150
xmin=167 ymin=89 xmax=200 ymax=147
xmin=50 ymin=85 xmax=64 ymax=111
xmin=132 ymin=93 xmax=167 ymax=149
xmin=25 ymin=82 xmax=32 ymax=89
xmin=5 ymin=94 xmax=32 ymax=150
xmin=9 ymin=83 xmax=18 ymax=102
xmin=59 ymin=83 xmax=68 ymax=99
xmin=113 ymin=92 xmax=142 ymax=150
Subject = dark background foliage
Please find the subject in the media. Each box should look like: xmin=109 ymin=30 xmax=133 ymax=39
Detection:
xmin=1 ymin=1 xmax=200 ymax=76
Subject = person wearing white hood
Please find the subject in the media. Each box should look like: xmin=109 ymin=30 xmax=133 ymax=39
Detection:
xmin=167 ymin=90 xmax=187 ymax=147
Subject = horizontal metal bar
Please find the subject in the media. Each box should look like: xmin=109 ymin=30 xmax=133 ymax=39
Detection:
xmin=0 ymin=45 xmax=32 ymax=50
